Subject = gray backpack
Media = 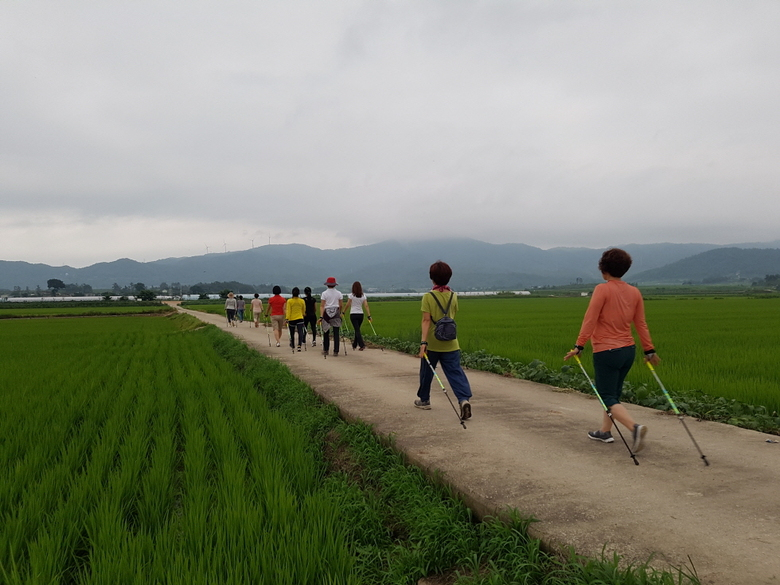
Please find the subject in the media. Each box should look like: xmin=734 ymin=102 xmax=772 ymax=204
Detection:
xmin=429 ymin=292 xmax=457 ymax=341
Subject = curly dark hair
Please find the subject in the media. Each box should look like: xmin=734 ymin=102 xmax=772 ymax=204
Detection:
xmin=429 ymin=260 xmax=452 ymax=286
xmin=598 ymin=248 xmax=632 ymax=278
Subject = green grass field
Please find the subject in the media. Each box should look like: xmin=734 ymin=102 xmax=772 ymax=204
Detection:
xmin=366 ymin=296 xmax=780 ymax=414
xmin=0 ymin=303 xmax=173 ymax=318
xmin=0 ymin=314 xmax=355 ymax=584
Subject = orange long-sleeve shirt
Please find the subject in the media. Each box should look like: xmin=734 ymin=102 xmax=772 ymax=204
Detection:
xmin=576 ymin=280 xmax=654 ymax=353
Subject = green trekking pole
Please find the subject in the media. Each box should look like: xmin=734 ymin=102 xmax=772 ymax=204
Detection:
xmin=366 ymin=317 xmax=382 ymax=351
xmin=574 ymin=355 xmax=639 ymax=465
xmin=646 ymin=362 xmax=709 ymax=466
xmin=424 ymin=352 xmax=466 ymax=430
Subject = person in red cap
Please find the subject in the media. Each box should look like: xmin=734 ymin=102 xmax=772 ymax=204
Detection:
xmin=319 ymin=277 xmax=343 ymax=356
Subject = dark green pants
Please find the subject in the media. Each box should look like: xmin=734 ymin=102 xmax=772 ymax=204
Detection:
xmin=593 ymin=345 xmax=636 ymax=407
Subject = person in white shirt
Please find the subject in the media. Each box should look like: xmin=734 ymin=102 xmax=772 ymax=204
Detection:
xmin=344 ymin=281 xmax=372 ymax=351
xmin=319 ymin=277 xmax=343 ymax=356
xmin=224 ymin=292 xmax=237 ymax=327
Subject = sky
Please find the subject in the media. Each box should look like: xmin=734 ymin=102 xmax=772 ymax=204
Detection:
xmin=2 ymin=1 xmax=779 ymax=268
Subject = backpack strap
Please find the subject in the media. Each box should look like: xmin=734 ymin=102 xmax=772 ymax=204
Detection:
xmin=428 ymin=292 xmax=454 ymax=320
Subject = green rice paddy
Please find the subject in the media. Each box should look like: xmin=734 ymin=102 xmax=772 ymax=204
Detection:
xmin=367 ymin=296 xmax=780 ymax=414
xmin=0 ymin=315 xmax=355 ymax=584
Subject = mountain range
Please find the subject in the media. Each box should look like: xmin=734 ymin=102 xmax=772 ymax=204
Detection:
xmin=2 ymin=238 xmax=780 ymax=292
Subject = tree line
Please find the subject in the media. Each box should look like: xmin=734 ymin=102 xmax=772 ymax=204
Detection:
xmin=1 ymin=279 xmax=284 ymax=299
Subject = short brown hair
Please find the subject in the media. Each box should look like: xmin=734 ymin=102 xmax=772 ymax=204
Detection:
xmin=429 ymin=260 xmax=452 ymax=286
xmin=598 ymin=248 xmax=632 ymax=278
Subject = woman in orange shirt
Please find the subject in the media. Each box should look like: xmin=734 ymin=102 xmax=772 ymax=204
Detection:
xmin=565 ymin=248 xmax=661 ymax=453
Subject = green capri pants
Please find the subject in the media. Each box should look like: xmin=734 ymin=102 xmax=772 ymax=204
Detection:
xmin=593 ymin=345 xmax=636 ymax=407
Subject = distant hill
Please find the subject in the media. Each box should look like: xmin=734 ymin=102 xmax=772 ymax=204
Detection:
xmin=632 ymin=247 xmax=780 ymax=284
xmin=1 ymin=238 xmax=778 ymax=291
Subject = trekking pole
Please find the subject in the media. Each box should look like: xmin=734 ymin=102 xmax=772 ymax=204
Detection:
xmin=319 ymin=320 xmax=328 ymax=359
xmin=423 ymin=352 xmax=467 ymax=430
xmin=646 ymin=362 xmax=709 ymax=466
xmin=574 ymin=355 xmax=638 ymax=465
xmin=339 ymin=314 xmax=348 ymax=356
xmin=341 ymin=313 xmax=350 ymax=334
xmin=367 ymin=318 xmax=383 ymax=351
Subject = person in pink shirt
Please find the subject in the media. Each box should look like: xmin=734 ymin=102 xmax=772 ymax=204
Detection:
xmin=564 ymin=248 xmax=661 ymax=453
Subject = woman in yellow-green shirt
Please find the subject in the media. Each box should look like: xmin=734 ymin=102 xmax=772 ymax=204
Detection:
xmin=285 ymin=287 xmax=307 ymax=352
xmin=415 ymin=261 xmax=472 ymax=420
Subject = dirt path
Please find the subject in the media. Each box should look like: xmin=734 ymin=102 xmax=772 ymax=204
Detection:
xmin=183 ymin=309 xmax=780 ymax=585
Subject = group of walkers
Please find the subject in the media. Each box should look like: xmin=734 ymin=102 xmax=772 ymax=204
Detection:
xmin=225 ymin=279 xmax=373 ymax=356
xmin=223 ymin=292 xmax=246 ymax=326
xmin=223 ymin=248 xmax=658 ymax=456
xmin=416 ymin=251 xmax=657 ymax=452
xmin=416 ymin=252 xmax=658 ymax=452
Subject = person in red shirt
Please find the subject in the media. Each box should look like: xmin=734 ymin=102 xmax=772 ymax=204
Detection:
xmin=565 ymin=248 xmax=661 ymax=453
xmin=264 ymin=285 xmax=287 ymax=347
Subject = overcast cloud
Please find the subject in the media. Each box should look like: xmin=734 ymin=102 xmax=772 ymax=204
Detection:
xmin=2 ymin=1 xmax=779 ymax=267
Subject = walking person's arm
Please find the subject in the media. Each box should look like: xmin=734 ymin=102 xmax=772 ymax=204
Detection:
xmin=632 ymin=294 xmax=661 ymax=365
xmin=363 ymin=297 xmax=371 ymax=320
xmin=418 ymin=312 xmax=431 ymax=358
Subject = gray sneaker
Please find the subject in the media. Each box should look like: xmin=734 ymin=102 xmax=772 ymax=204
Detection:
xmin=414 ymin=399 xmax=431 ymax=410
xmin=588 ymin=430 xmax=614 ymax=443
xmin=632 ymin=424 xmax=648 ymax=452
xmin=459 ymin=400 xmax=472 ymax=420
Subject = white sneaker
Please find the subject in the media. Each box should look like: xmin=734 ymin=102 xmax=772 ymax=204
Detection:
xmin=632 ymin=424 xmax=648 ymax=452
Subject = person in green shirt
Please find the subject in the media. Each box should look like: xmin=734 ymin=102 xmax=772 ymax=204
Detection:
xmin=415 ymin=260 xmax=472 ymax=420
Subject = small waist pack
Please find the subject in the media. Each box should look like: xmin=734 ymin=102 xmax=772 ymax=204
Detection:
xmin=429 ymin=292 xmax=457 ymax=341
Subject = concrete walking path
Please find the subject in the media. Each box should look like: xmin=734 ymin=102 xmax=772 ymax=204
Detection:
xmin=183 ymin=309 xmax=780 ymax=585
